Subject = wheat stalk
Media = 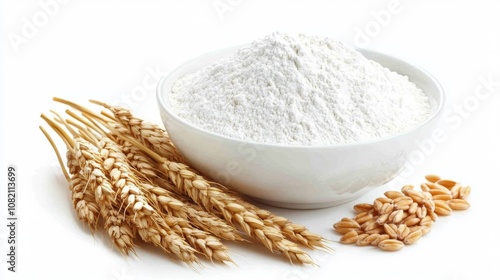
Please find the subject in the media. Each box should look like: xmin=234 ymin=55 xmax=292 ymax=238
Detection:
xmin=96 ymin=136 xmax=198 ymax=263
xmin=73 ymin=137 xmax=139 ymax=255
xmin=40 ymin=119 xmax=136 ymax=255
xmin=70 ymin=172 xmax=101 ymax=231
xmin=236 ymin=199 xmax=328 ymax=249
xmin=119 ymin=135 xmax=315 ymax=264
xmin=89 ymin=100 xmax=184 ymax=162
xmin=47 ymin=98 xmax=330 ymax=265
xmin=161 ymin=214 xmax=233 ymax=263
xmin=51 ymin=102 xmax=234 ymax=263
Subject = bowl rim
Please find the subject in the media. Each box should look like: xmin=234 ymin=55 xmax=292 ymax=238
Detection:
xmin=157 ymin=46 xmax=445 ymax=150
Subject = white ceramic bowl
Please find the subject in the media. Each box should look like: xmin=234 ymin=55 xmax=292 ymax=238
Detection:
xmin=156 ymin=46 xmax=445 ymax=209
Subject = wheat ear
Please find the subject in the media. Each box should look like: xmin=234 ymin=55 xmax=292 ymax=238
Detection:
xmin=97 ymin=137 xmax=198 ymax=263
xmin=40 ymin=121 xmax=101 ymax=233
xmin=90 ymin=100 xmax=184 ymax=162
xmin=121 ymin=135 xmax=315 ymax=265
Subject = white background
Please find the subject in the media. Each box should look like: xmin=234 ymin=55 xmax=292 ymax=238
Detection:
xmin=1 ymin=1 xmax=500 ymax=279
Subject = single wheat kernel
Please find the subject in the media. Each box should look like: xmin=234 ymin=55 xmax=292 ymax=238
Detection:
xmin=425 ymin=174 xmax=441 ymax=183
xmin=333 ymin=219 xmax=360 ymax=234
xmin=420 ymin=183 xmax=431 ymax=192
xmin=428 ymin=188 xmax=451 ymax=196
xmin=391 ymin=210 xmax=405 ymax=224
xmin=405 ymin=190 xmax=425 ymax=205
xmin=428 ymin=211 xmax=438 ymax=222
xmin=420 ymin=216 xmax=433 ymax=227
xmin=404 ymin=217 xmax=421 ymax=227
xmin=357 ymin=234 xmax=374 ymax=246
xmin=384 ymin=223 xmax=398 ymax=239
xmin=365 ymin=227 xmax=385 ymax=235
xmin=353 ymin=203 xmax=374 ymax=213
xmin=459 ymin=186 xmax=471 ymax=200
xmin=337 ymin=218 xmax=360 ymax=227
xmin=380 ymin=203 xmax=394 ymax=215
xmin=408 ymin=202 xmax=418 ymax=214
xmin=354 ymin=211 xmax=374 ymax=225
xmin=424 ymin=200 xmax=436 ymax=214
xmin=450 ymin=184 xmax=462 ymax=199
xmin=401 ymin=185 xmax=414 ymax=195
xmin=384 ymin=191 xmax=405 ymax=199
xmin=397 ymin=224 xmax=410 ymax=240
xmin=376 ymin=197 xmax=393 ymax=204
xmin=432 ymin=194 xmax=453 ymax=201
xmin=340 ymin=230 xmax=359 ymax=244
xmin=403 ymin=229 xmax=422 ymax=245
xmin=416 ymin=206 xmax=427 ymax=219
xmin=426 ymin=182 xmax=449 ymax=191
xmin=378 ymin=239 xmax=404 ymax=251
xmin=356 ymin=234 xmax=369 ymax=246
xmin=361 ymin=220 xmax=379 ymax=232
xmin=423 ymin=191 xmax=433 ymax=201
xmin=420 ymin=226 xmax=431 ymax=235
xmin=434 ymin=200 xmax=452 ymax=216
xmin=377 ymin=213 xmax=390 ymax=225
xmin=363 ymin=234 xmax=380 ymax=245
xmin=436 ymin=179 xmax=457 ymax=190
xmin=373 ymin=200 xmax=384 ymax=213
xmin=371 ymin=234 xmax=390 ymax=246
xmin=447 ymin=199 xmax=470 ymax=210
xmin=394 ymin=196 xmax=413 ymax=210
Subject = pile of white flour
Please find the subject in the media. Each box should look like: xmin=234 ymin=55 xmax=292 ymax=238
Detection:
xmin=170 ymin=32 xmax=431 ymax=146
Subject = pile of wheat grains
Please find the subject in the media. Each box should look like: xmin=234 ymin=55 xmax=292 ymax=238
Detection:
xmin=40 ymin=98 xmax=330 ymax=267
xmin=333 ymin=175 xmax=471 ymax=251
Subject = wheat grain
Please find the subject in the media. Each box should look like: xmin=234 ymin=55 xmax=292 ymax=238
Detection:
xmin=383 ymin=223 xmax=398 ymax=239
xmin=380 ymin=203 xmax=394 ymax=215
xmin=70 ymin=175 xmax=101 ymax=232
xmin=384 ymin=191 xmax=405 ymax=199
xmin=362 ymin=234 xmax=380 ymax=246
xmin=371 ymin=234 xmax=389 ymax=246
xmin=432 ymin=194 xmax=453 ymax=201
xmin=333 ymin=175 xmax=472 ymax=252
xmin=401 ymin=184 xmax=414 ymax=195
xmin=154 ymin=159 xmax=315 ymax=264
xmin=447 ymin=199 xmax=470 ymax=210
xmin=403 ymin=229 xmax=422 ymax=245
xmin=378 ymin=239 xmax=404 ymax=251
xmin=433 ymin=200 xmax=452 ymax=216
xmin=353 ymin=203 xmax=374 ymax=213
xmin=436 ymin=179 xmax=457 ymax=190
xmin=142 ymin=182 xmax=245 ymax=242
xmin=355 ymin=234 xmax=371 ymax=246
xmin=416 ymin=206 xmax=427 ymax=219
xmin=393 ymin=196 xmax=413 ymax=210
xmin=97 ymin=137 xmax=198 ymax=263
xmin=340 ymin=230 xmax=358 ymax=244
xmin=333 ymin=219 xmax=360 ymax=234
xmin=419 ymin=216 xmax=433 ymax=227
xmin=424 ymin=174 xmax=441 ymax=183
xmin=408 ymin=202 xmax=418 ymax=214
xmin=420 ymin=183 xmax=431 ymax=192
xmin=239 ymin=201 xmax=329 ymax=249
xmin=396 ymin=224 xmax=410 ymax=240
xmin=364 ymin=227 xmax=384 ymax=235
xmin=404 ymin=216 xmax=421 ymax=227
xmin=459 ymin=185 xmax=471 ymax=200
xmin=163 ymin=215 xmax=232 ymax=263
xmin=354 ymin=211 xmax=374 ymax=225
xmin=376 ymin=213 xmax=389 ymax=225
xmin=90 ymin=100 xmax=184 ymax=163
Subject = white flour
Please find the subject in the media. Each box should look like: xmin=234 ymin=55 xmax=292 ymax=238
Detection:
xmin=170 ymin=32 xmax=431 ymax=146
